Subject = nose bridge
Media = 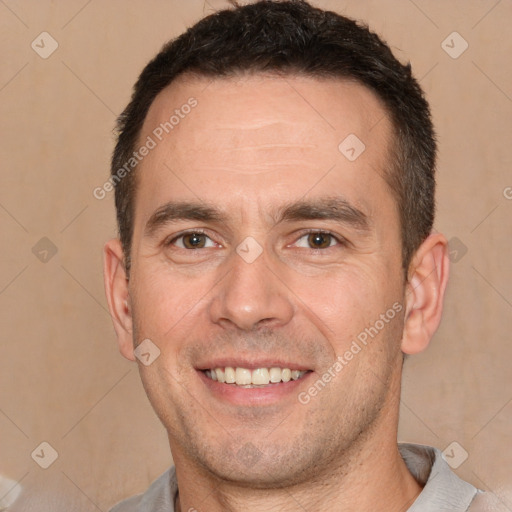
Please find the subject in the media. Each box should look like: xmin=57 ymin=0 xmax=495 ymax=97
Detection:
xmin=209 ymin=237 xmax=294 ymax=331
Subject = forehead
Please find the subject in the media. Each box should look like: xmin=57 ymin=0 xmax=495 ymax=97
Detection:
xmin=143 ymin=72 xmax=391 ymax=153
xmin=135 ymin=73 xmax=395 ymax=224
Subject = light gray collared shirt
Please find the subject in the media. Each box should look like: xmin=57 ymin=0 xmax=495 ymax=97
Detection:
xmin=110 ymin=443 xmax=494 ymax=511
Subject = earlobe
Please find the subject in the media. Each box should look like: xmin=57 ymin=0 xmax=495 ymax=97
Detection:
xmin=401 ymin=233 xmax=450 ymax=355
xmin=103 ymin=239 xmax=135 ymax=361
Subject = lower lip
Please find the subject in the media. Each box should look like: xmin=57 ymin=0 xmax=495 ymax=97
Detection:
xmin=197 ymin=370 xmax=313 ymax=406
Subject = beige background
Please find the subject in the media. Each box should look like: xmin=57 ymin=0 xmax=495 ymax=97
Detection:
xmin=0 ymin=0 xmax=511 ymax=510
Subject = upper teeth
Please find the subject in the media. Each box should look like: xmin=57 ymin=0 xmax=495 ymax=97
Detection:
xmin=205 ymin=367 xmax=307 ymax=386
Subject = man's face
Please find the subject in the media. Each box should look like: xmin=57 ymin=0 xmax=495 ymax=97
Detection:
xmin=127 ymin=74 xmax=406 ymax=486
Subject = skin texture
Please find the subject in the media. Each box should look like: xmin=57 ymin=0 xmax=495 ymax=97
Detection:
xmin=104 ymin=73 xmax=450 ymax=511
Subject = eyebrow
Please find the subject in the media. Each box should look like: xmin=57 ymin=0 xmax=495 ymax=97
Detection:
xmin=144 ymin=196 xmax=371 ymax=237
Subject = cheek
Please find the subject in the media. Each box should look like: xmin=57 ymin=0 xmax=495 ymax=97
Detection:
xmin=129 ymin=265 xmax=213 ymax=350
xmin=287 ymin=264 xmax=394 ymax=343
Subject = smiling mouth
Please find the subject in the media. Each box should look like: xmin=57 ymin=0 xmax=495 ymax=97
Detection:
xmin=202 ymin=367 xmax=311 ymax=387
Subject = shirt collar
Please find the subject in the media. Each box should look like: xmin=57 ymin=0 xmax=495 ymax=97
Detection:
xmin=399 ymin=443 xmax=478 ymax=511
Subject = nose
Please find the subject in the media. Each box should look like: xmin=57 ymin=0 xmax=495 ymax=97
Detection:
xmin=208 ymin=241 xmax=294 ymax=331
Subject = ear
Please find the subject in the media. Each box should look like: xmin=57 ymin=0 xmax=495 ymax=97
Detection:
xmin=401 ymin=232 xmax=450 ymax=355
xmin=103 ymin=238 xmax=135 ymax=361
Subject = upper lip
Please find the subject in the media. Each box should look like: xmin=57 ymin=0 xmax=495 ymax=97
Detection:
xmin=196 ymin=358 xmax=312 ymax=371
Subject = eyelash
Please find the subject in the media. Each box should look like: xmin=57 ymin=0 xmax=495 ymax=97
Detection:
xmin=165 ymin=229 xmax=346 ymax=251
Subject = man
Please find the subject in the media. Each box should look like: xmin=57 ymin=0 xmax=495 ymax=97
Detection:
xmin=103 ymin=1 xmax=496 ymax=510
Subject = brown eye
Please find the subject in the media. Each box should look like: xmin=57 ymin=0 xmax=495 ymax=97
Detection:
xmin=182 ymin=233 xmax=207 ymax=249
xmin=307 ymin=232 xmax=334 ymax=249
xmin=168 ymin=231 xmax=216 ymax=249
xmin=293 ymin=231 xmax=342 ymax=250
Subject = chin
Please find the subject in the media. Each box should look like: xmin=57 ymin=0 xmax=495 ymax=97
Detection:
xmin=184 ymin=434 xmax=323 ymax=490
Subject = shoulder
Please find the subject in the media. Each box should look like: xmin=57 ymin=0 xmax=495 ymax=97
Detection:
xmin=109 ymin=466 xmax=177 ymax=512
xmin=468 ymin=491 xmax=510 ymax=511
xmin=109 ymin=493 xmax=142 ymax=512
